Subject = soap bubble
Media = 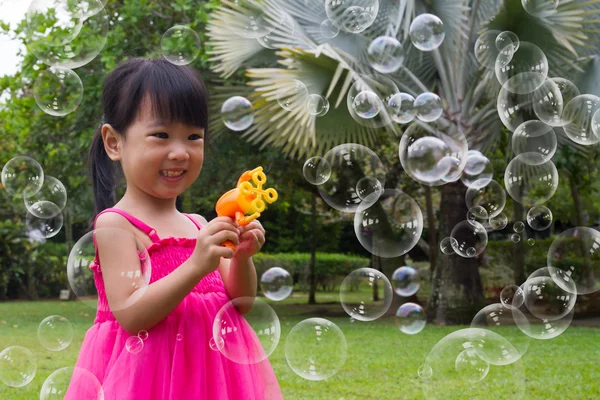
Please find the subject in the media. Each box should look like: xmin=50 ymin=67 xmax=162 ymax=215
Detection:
xmin=209 ymin=337 xmax=224 ymax=351
xmin=512 ymin=121 xmax=557 ymax=165
xmin=496 ymin=31 xmax=519 ymax=52
xmin=467 ymin=206 xmax=488 ymax=226
xmin=354 ymin=189 xmax=423 ymax=258
xmin=367 ymin=36 xmax=405 ymax=74
xmin=489 ymin=213 xmax=508 ymax=230
xmin=325 ymin=0 xmax=379 ymax=34
xmin=137 ymin=330 xmax=148 ymax=340
xmin=593 ymin=108 xmax=600 ymax=139
xmin=1 ymin=155 xmax=44 ymax=198
xmin=340 ymin=268 xmax=393 ymax=321
xmin=221 ymin=96 xmax=254 ymax=131
xmin=454 ymin=348 xmax=489 ymax=383
xmin=440 ymin=237 xmax=457 ymax=255
xmin=513 ymin=221 xmax=525 ymax=233
xmin=320 ymin=19 xmax=339 ymax=39
xmin=352 ymin=91 xmax=382 ymax=119
xmin=26 ymin=0 xmax=83 ymax=46
xmin=497 ymin=85 xmax=536 ymax=132
xmin=527 ymin=205 xmax=552 ymax=231
xmin=260 ymin=267 xmax=293 ymax=301
xmin=125 ymin=336 xmax=144 ymax=354
xmin=256 ymin=12 xmax=295 ymax=50
xmin=395 ymin=302 xmax=426 ymax=334
xmin=562 ymin=94 xmax=600 ymax=145
xmin=33 ymin=67 xmax=83 ymax=117
xmin=23 ymin=175 xmax=67 ymax=218
xmin=460 ymin=152 xmax=493 ymax=188
xmin=511 ymin=234 xmax=521 ymax=243
xmin=547 ymin=227 xmax=600 ymax=295
xmin=317 ymin=143 xmax=386 ymax=212
xmin=388 ymin=92 xmax=416 ymax=124
xmin=521 ymin=0 xmax=559 ymax=17
xmin=474 ymin=30 xmax=514 ymax=69
xmin=26 ymin=201 xmax=63 ymax=238
xmin=406 ymin=137 xmax=452 ymax=182
xmin=532 ymin=79 xmax=565 ymax=127
xmin=495 ymin=42 xmax=548 ymax=94
xmin=450 ymin=220 xmax=488 ymax=258
xmin=213 ymin=297 xmax=280 ymax=364
xmin=414 ymin=92 xmax=443 ymax=122
xmin=528 ymin=238 xmax=535 ymax=246
xmin=355 ymin=176 xmax=383 ymax=200
xmin=421 ymin=329 xmax=526 ymax=399
xmin=409 ymin=13 xmax=445 ymax=52
xmin=512 ymin=293 xmax=574 ymax=340
xmin=38 ymin=315 xmax=73 ymax=352
xmin=418 ymin=364 xmax=433 ymax=380
xmin=0 ymin=346 xmax=36 ymax=387
xmin=465 ymin=179 xmax=506 ymax=219
xmin=505 ymin=157 xmax=558 ymax=206
xmin=277 ymin=79 xmax=309 ymax=111
xmin=551 ymin=77 xmax=581 ymax=117
xmin=523 ymin=267 xmax=577 ymax=321
xmin=500 ymin=285 xmax=525 ymax=309
xmin=391 ymin=266 xmax=419 ymax=297
xmin=306 ymin=94 xmax=330 ymax=117
xmin=67 ymin=228 xmax=152 ymax=310
xmin=229 ymin=0 xmax=278 ymax=39
xmin=40 ymin=366 xmax=103 ymax=400
xmin=161 ymin=25 xmax=201 ymax=66
xmin=303 ymin=156 xmax=331 ymax=185
xmin=284 ymin=318 xmax=347 ymax=381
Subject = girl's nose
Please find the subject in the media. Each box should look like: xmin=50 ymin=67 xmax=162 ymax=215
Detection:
xmin=168 ymin=147 xmax=190 ymax=161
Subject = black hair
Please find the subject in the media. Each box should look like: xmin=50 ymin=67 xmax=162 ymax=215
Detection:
xmin=88 ymin=57 xmax=209 ymax=222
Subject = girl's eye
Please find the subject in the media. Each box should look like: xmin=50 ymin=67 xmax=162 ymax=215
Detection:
xmin=189 ymin=134 xmax=203 ymax=140
xmin=152 ymin=132 xmax=169 ymax=139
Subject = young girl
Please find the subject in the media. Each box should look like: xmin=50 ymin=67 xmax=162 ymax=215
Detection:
xmin=67 ymin=58 xmax=283 ymax=400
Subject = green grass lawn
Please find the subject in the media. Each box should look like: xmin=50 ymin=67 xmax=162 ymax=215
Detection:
xmin=0 ymin=294 xmax=599 ymax=399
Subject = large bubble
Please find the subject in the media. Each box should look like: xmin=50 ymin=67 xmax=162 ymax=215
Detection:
xmin=26 ymin=0 xmax=84 ymax=46
xmin=25 ymin=201 xmax=64 ymax=239
xmin=547 ymin=227 xmax=600 ymax=295
xmin=391 ymin=266 xmax=419 ymax=297
xmin=512 ymin=120 xmax=557 ymax=165
xmin=354 ymin=189 xmax=423 ymax=258
xmin=388 ymin=92 xmax=416 ymax=124
xmin=1 ymin=155 xmax=44 ymax=198
xmin=0 ymin=346 xmax=37 ymax=387
xmin=260 ymin=267 xmax=293 ymax=301
xmin=303 ymin=156 xmax=331 ymax=185
xmin=495 ymin=41 xmax=548 ymax=94
xmin=409 ymin=13 xmax=445 ymax=51
xmin=521 ymin=0 xmax=559 ymax=17
xmin=450 ymin=220 xmax=488 ymax=258
xmin=346 ymin=74 xmax=399 ymax=129
xmin=221 ymin=96 xmax=254 ymax=131
xmin=38 ymin=315 xmax=73 ymax=352
xmin=504 ymin=157 xmax=558 ymax=206
xmin=460 ymin=151 xmax=493 ymax=188
xmin=489 ymin=212 xmax=508 ymax=230
xmin=414 ymin=92 xmax=443 ymax=123
xmin=284 ymin=318 xmax=347 ymax=381
xmin=339 ymin=268 xmax=393 ymax=321
xmin=23 ymin=175 xmax=67 ymax=218
xmin=277 ymin=79 xmax=309 ymax=112
xmin=454 ymin=348 xmax=489 ymax=383
xmin=526 ymin=205 xmax=553 ymax=231
xmin=474 ymin=30 xmax=514 ymax=69
xmin=317 ymin=143 xmax=386 ymax=213
xmin=532 ymin=79 xmax=565 ymax=127
xmin=161 ymin=25 xmax=201 ymax=66
xmin=325 ymin=0 xmax=379 ymax=34
xmin=367 ymin=36 xmax=404 ymax=74
xmin=497 ymin=85 xmax=536 ymax=132
xmin=395 ymin=302 xmax=426 ymax=334
xmin=42 ymin=366 xmax=104 ymax=399
xmin=306 ymin=94 xmax=330 ymax=117
xmin=213 ymin=297 xmax=280 ymax=364
xmin=465 ymin=179 xmax=506 ymax=219
xmin=523 ymin=267 xmax=577 ymax=321
xmin=562 ymin=94 xmax=600 ymax=146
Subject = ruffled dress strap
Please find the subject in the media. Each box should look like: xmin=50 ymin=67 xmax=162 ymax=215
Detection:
xmin=95 ymin=208 xmax=161 ymax=243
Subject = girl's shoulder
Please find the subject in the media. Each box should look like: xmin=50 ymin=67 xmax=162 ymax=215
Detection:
xmin=187 ymin=213 xmax=208 ymax=227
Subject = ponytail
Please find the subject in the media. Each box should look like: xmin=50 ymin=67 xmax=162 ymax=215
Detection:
xmin=88 ymin=125 xmax=116 ymax=225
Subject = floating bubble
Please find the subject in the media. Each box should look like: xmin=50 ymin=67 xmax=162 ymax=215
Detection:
xmin=23 ymin=175 xmax=67 ymax=218
xmin=418 ymin=364 xmax=433 ymax=380
xmin=552 ymin=77 xmax=580 ymax=106
xmin=467 ymin=206 xmax=488 ymax=226
xmin=221 ymin=96 xmax=254 ymax=131
xmin=489 ymin=213 xmax=508 ymax=230
xmin=524 ymin=267 xmax=577 ymax=321
xmin=26 ymin=0 xmax=84 ymax=46
xmin=511 ymin=234 xmax=521 ymax=243
xmin=1 ymin=156 xmax=44 ymax=198
xmin=277 ymin=79 xmax=309 ymax=111
xmin=125 ymin=336 xmax=144 ymax=354
xmin=474 ymin=30 xmax=514 ymax=69
xmin=347 ymin=74 xmax=399 ymax=129
xmin=41 ymin=366 xmax=103 ymax=400
xmin=256 ymin=12 xmax=295 ymax=50
xmin=496 ymin=42 xmax=548 ymax=95
xmin=213 ymin=297 xmax=280 ymax=364
xmin=325 ymin=0 xmax=379 ymax=34
xmin=406 ymin=137 xmax=452 ymax=182
xmin=260 ymin=267 xmax=293 ymax=301
xmin=25 ymin=201 xmax=63 ymax=239
xmin=455 ymin=348 xmax=489 ymax=383
xmin=547 ymin=227 xmax=600 ymax=295
xmin=67 ymin=228 xmax=152 ymax=310
xmin=354 ymin=189 xmax=423 ymax=258
xmin=303 ymin=156 xmax=331 ymax=185
xmin=460 ymin=152 xmax=493 ymax=188
xmin=137 ymin=330 xmax=148 ymax=340
xmin=562 ymin=94 xmax=600 ymax=145
xmin=317 ymin=143 xmax=386 ymax=212
xmin=0 ymin=346 xmax=36 ymax=387
xmin=209 ymin=336 xmax=224 ymax=351
xmin=176 ymin=333 xmax=183 ymax=341
xmin=505 ymin=157 xmax=558 ymax=206
xmin=320 ymin=19 xmax=339 ymax=39
xmin=593 ymin=108 xmax=600 ymax=139
xmin=340 ymin=268 xmax=393 ymax=321
xmin=38 ymin=315 xmax=73 ymax=352
xmin=528 ymin=238 xmax=535 ymax=246
xmin=284 ymin=318 xmax=347 ymax=381
xmin=306 ymin=94 xmax=330 ymax=117
xmin=355 ymin=176 xmax=383 ymax=200
xmin=409 ymin=13 xmax=445 ymax=52
xmin=229 ymin=0 xmax=278 ymax=39
xmin=496 ymin=31 xmax=519 ymax=52
xmin=414 ymin=92 xmax=443 ymax=122
xmin=395 ymin=302 xmax=426 ymax=334
xmin=161 ymin=25 xmax=201 ymax=66
xmin=352 ymin=90 xmax=382 ymax=119
xmin=527 ymin=205 xmax=552 ymax=231
xmin=388 ymin=92 xmax=416 ymax=124
xmin=391 ymin=266 xmax=419 ymax=297
xmin=450 ymin=220 xmax=488 ymax=258
xmin=33 ymin=67 xmax=83 ymax=117
xmin=367 ymin=36 xmax=405 ymax=74
xmin=440 ymin=237 xmax=457 ymax=255
xmin=513 ymin=221 xmax=525 ymax=233
xmin=512 ymin=121 xmax=557 ymax=165
xmin=497 ymin=85 xmax=536 ymax=132
xmin=521 ymin=0 xmax=559 ymax=17
xmin=532 ymin=79 xmax=565 ymax=127
xmin=500 ymin=285 xmax=525 ymax=309
xmin=465 ymin=179 xmax=506 ymax=219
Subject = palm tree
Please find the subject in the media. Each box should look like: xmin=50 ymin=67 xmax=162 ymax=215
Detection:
xmin=206 ymin=0 xmax=600 ymax=324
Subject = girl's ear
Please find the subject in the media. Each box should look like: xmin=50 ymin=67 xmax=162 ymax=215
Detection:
xmin=101 ymin=124 xmax=122 ymax=161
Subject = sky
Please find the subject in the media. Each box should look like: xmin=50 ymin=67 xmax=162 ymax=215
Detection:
xmin=0 ymin=0 xmax=30 ymax=77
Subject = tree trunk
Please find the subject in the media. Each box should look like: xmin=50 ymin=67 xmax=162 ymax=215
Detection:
xmin=308 ymin=193 xmax=317 ymax=305
xmin=569 ymin=176 xmax=586 ymax=226
xmin=427 ymin=181 xmax=484 ymax=325
xmin=65 ymin=208 xmax=75 ymax=300
xmin=512 ymin=200 xmax=526 ymax=285
xmin=424 ymin=186 xmax=437 ymax=281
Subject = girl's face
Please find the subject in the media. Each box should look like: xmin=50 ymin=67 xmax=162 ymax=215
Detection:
xmin=108 ymin=99 xmax=205 ymax=200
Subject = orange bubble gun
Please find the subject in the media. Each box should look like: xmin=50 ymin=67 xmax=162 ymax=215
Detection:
xmin=216 ymin=166 xmax=278 ymax=251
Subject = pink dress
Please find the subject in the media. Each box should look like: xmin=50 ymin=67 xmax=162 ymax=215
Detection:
xmin=66 ymin=208 xmax=283 ymax=400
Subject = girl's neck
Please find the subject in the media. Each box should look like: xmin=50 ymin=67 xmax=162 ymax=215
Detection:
xmin=117 ymin=185 xmax=179 ymax=218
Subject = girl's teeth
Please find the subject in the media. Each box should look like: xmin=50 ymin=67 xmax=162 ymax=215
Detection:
xmin=161 ymin=171 xmax=184 ymax=177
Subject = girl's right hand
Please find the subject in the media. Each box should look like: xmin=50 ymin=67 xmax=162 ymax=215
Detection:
xmin=191 ymin=216 xmax=239 ymax=277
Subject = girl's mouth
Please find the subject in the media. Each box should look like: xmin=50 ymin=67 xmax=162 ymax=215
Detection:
xmin=160 ymin=170 xmax=187 ymax=182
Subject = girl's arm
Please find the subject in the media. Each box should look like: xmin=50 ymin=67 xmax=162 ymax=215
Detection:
xmin=219 ymin=256 xmax=257 ymax=314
